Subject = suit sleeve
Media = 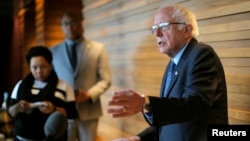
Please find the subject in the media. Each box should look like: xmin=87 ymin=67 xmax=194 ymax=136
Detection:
xmin=88 ymin=45 xmax=111 ymax=102
xmin=137 ymin=126 xmax=156 ymax=141
xmin=147 ymin=44 xmax=226 ymax=126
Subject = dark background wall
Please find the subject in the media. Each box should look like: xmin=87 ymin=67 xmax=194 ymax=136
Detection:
xmin=0 ymin=0 xmax=15 ymax=104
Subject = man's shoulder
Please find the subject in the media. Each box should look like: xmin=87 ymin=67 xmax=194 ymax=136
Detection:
xmin=50 ymin=42 xmax=65 ymax=51
xmin=85 ymin=39 xmax=104 ymax=48
xmin=51 ymin=43 xmax=64 ymax=48
xmin=188 ymin=38 xmax=213 ymax=52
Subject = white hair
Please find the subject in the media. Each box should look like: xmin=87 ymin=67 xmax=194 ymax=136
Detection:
xmin=157 ymin=4 xmax=199 ymax=37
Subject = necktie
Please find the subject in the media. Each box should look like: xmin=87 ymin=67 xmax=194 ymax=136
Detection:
xmin=69 ymin=43 xmax=77 ymax=70
xmin=144 ymin=61 xmax=176 ymax=124
xmin=163 ymin=61 xmax=176 ymax=97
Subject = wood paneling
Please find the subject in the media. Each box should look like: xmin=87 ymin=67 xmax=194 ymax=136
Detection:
xmin=34 ymin=0 xmax=83 ymax=47
xmin=82 ymin=0 xmax=250 ymax=140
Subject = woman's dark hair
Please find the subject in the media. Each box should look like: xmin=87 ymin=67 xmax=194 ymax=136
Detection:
xmin=26 ymin=46 xmax=52 ymax=65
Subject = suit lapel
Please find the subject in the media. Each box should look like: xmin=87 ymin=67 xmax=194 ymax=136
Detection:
xmin=164 ymin=38 xmax=197 ymax=98
xmin=62 ymin=41 xmax=82 ymax=77
xmin=74 ymin=40 xmax=91 ymax=76
xmin=164 ymin=63 xmax=178 ymax=98
xmin=62 ymin=41 xmax=74 ymax=72
xmin=160 ymin=62 xmax=170 ymax=97
xmin=165 ymin=64 xmax=179 ymax=98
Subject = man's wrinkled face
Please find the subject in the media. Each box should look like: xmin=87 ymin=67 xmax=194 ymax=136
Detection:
xmin=153 ymin=8 xmax=186 ymax=57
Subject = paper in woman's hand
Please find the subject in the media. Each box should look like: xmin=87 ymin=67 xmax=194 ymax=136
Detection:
xmin=29 ymin=101 xmax=48 ymax=108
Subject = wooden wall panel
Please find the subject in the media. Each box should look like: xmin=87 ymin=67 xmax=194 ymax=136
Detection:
xmin=81 ymin=0 xmax=250 ymax=140
xmin=18 ymin=0 xmax=250 ymax=140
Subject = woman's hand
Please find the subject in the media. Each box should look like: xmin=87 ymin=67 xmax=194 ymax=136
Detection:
xmin=54 ymin=106 xmax=67 ymax=116
xmin=38 ymin=101 xmax=55 ymax=114
xmin=8 ymin=100 xmax=31 ymax=117
xmin=18 ymin=100 xmax=31 ymax=112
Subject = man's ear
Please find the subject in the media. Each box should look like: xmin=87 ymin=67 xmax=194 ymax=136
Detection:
xmin=184 ymin=24 xmax=193 ymax=37
xmin=185 ymin=24 xmax=192 ymax=33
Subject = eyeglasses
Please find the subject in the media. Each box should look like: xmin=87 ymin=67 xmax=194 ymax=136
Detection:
xmin=61 ymin=21 xmax=78 ymax=27
xmin=151 ymin=22 xmax=185 ymax=34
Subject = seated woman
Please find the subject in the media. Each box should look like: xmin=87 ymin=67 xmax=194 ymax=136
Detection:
xmin=8 ymin=46 xmax=77 ymax=141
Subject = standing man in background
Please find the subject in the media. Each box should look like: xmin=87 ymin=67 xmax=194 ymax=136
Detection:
xmin=50 ymin=12 xmax=111 ymax=141
xmin=107 ymin=4 xmax=228 ymax=141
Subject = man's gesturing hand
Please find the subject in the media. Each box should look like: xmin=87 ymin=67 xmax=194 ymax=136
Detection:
xmin=107 ymin=89 xmax=145 ymax=118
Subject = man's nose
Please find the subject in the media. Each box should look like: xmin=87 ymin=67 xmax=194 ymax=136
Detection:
xmin=155 ymin=28 xmax=163 ymax=37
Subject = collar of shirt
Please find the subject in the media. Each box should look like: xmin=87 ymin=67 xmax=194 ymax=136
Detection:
xmin=172 ymin=43 xmax=189 ymax=65
xmin=65 ymin=38 xmax=82 ymax=47
xmin=34 ymin=80 xmax=47 ymax=88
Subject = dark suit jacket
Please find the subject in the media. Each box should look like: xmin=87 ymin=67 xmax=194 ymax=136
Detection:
xmin=138 ymin=38 xmax=228 ymax=141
